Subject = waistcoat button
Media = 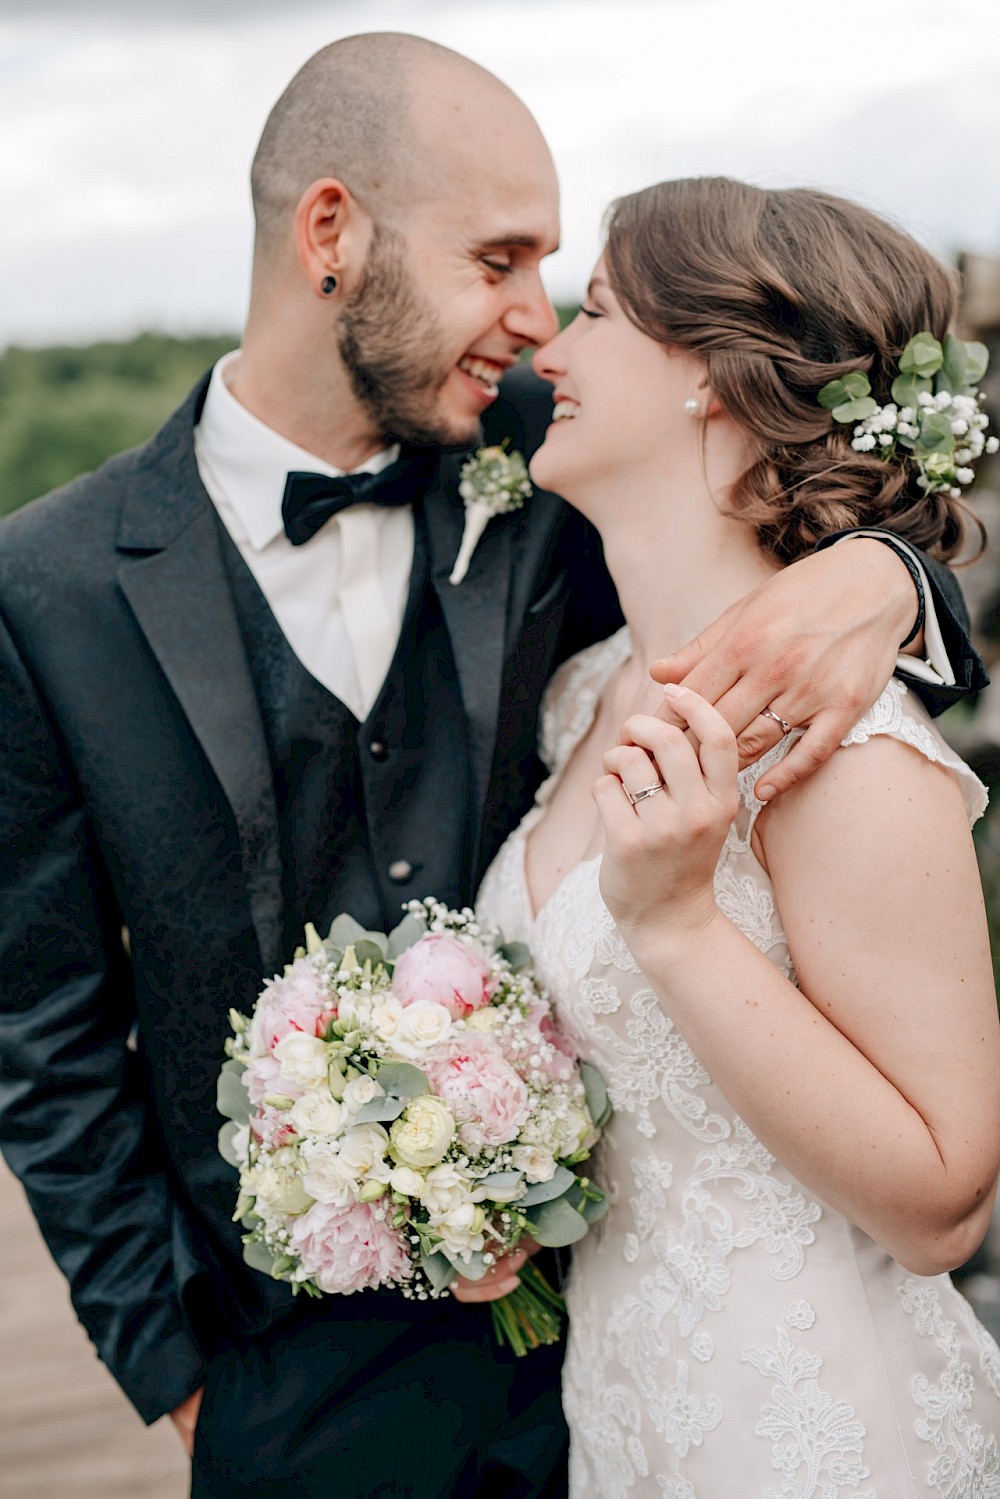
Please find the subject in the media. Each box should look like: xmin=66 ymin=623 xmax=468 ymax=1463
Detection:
xmin=387 ymin=859 xmax=414 ymax=883
xmin=369 ymin=740 xmax=388 ymax=762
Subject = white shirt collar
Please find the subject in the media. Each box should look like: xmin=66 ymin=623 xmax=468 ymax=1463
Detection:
xmin=196 ymin=351 xmax=400 ymax=552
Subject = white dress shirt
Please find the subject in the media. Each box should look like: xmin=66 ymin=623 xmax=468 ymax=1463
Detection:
xmin=194 ymin=352 xmax=414 ymax=722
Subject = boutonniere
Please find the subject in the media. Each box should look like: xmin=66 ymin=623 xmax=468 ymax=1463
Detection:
xmin=449 ymin=443 xmax=532 ymax=585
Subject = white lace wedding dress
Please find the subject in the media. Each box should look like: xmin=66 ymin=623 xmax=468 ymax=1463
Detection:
xmin=477 ymin=627 xmax=1000 ymax=1498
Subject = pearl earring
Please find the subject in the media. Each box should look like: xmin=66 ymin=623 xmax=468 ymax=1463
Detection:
xmin=684 ymin=398 xmax=700 ymax=416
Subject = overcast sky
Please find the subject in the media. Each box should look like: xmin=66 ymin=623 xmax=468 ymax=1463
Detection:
xmin=2 ymin=0 xmax=999 ymax=347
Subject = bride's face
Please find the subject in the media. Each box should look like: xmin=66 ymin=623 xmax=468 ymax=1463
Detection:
xmin=529 ymin=255 xmax=707 ymax=506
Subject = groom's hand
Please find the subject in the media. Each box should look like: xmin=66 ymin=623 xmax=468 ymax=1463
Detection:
xmin=650 ymin=539 xmax=919 ymax=800
xmin=169 ymin=1386 xmax=204 ymax=1456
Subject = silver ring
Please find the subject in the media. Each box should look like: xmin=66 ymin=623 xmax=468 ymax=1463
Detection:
xmin=623 ymin=780 xmax=665 ymax=807
xmin=760 ymin=707 xmax=794 ymax=735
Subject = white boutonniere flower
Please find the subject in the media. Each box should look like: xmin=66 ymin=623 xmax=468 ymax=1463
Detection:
xmin=449 ymin=443 xmax=532 ymax=585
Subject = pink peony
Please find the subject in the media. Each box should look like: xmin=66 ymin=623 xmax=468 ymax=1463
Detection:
xmin=250 ymin=959 xmax=328 ymax=1055
xmin=289 ymin=1200 xmax=413 ymax=1294
xmin=538 ymin=1011 xmax=579 ymax=1084
xmin=425 ymin=1035 xmax=531 ymax=1148
xmin=391 ymin=934 xmax=493 ymax=1020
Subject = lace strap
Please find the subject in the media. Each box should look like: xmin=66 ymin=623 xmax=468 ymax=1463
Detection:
xmin=730 ymin=678 xmax=987 ymax=852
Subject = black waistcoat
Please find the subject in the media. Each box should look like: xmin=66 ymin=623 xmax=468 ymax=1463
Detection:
xmin=219 ymin=504 xmax=473 ymax=959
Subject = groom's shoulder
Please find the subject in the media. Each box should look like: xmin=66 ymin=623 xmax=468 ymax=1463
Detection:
xmin=485 ymin=364 xmax=554 ymax=459
xmin=0 ymin=373 xmax=208 ymax=575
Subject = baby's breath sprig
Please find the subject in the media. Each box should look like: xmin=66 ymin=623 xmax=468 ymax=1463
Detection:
xmin=818 ymin=333 xmax=997 ymax=500
xmin=449 ymin=441 xmax=532 ymax=585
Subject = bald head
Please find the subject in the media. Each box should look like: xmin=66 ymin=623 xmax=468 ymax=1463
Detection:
xmin=250 ymin=32 xmax=546 ymax=264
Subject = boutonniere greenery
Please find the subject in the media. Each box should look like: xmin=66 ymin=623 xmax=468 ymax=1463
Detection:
xmin=449 ymin=443 xmax=532 ymax=585
xmin=818 ymin=332 xmax=997 ymax=498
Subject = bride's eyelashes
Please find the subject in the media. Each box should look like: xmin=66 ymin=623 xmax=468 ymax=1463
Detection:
xmin=580 ymin=306 xmax=603 ymax=320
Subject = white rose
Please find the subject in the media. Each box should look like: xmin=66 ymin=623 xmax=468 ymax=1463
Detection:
xmin=337 ymin=1123 xmax=391 ymax=1180
xmin=391 ymin=1001 xmax=453 ymax=1057
xmin=390 ymin=1097 xmax=455 ymax=1169
xmin=300 ymin=1141 xmax=356 ymax=1206
xmin=511 ymin=1145 xmax=557 ymax=1184
xmin=288 ymin=1091 xmax=345 ymax=1138
xmin=273 ymin=1033 xmax=330 ymax=1090
xmin=342 ymin=1075 xmax=383 ymax=1112
xmin=420 ymin=1160 xmax=472 ymax=1216
xmin=432 ymin=1202 xmax=487 ymax=1262
xmin=251 ymin=1161 xmax=314 ymax=1216
xmin=554 ymin=1105 xmax=599 ymax=1158
xmin=371 ymin=996 xmax=404 ymax=1042
xmin=336 ymin=992 xmax=373 ymax=1031
xmin=389 ymin=1164 xmax=426 ymax=1199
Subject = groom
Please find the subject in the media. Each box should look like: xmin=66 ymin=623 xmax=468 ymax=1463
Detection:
xmin=0 ymin=32 xmax=983 ymax=1499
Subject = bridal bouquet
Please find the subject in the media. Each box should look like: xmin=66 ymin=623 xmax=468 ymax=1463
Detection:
xmin=217 ymin=899 xmax=610 ymax=1354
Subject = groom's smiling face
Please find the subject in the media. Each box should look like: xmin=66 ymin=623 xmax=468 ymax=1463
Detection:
xmin=340 ymin=96 xmax=562 ymax=447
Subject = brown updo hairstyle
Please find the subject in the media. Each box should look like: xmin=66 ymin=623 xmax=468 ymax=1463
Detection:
xmin=604 ymin=177 xmax=984 ymax=563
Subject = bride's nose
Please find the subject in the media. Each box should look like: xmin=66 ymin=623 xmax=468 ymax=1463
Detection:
xmin=532 ymin=325 xmax=568 ymax=384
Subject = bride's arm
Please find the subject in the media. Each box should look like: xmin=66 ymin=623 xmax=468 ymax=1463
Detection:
xmin=598 ymin=690 xmax=1000 ymax=1276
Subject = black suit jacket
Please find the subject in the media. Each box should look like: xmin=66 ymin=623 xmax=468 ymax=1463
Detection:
xmin=0 ymin=365 xmax=982 ymax=1424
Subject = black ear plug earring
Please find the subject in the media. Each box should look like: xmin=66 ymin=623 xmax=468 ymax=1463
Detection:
xmin=321 ymin=275 xmax=337 ymax=294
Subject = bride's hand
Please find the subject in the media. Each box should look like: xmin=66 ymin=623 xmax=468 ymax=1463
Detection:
xmin=594 ymin=687 xmax=738 ymax=940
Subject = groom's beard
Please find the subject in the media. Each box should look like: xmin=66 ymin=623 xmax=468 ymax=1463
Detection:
xmin=338 ymin=226 xmax=482 ymax=450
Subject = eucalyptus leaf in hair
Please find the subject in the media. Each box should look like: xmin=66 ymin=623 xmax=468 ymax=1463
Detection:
xmin=816 ymin=370 xmax=876 ymax=423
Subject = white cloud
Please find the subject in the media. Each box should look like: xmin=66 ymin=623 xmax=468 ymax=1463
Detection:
xmin=1 ymin=0 xmax=999 ymax=345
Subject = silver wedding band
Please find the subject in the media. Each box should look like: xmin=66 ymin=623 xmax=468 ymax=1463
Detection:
xmin=623 ymin=780 xmax=666 ymax=807
xmin=760 ymin=707 xmax=794 ymax=735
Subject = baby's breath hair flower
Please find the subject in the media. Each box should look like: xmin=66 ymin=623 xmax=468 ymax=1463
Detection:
xmin=449 ymin=443 xmax=532 ymax=585
xmin=817 ymin=333 xmax=993 ymax=501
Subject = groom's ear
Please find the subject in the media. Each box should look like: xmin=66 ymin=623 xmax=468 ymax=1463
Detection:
xmin=294 ymin=178 xmax=373 ymax=299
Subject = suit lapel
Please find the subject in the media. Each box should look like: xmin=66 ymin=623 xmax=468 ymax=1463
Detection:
xmin=423 ymin=455 xmax=514 ymax=868
xmin=116 ymin=383 xmax=283 ymax=973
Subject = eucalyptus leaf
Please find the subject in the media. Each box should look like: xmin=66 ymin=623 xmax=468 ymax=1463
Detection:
xmin=387 ymin=912 xmax=428 ymax=958
xmin=580 ymin=1060 xmax=612 ymax=1130
xmin=478 ymin=1169 xmax=527 ymax=1198
xmin=326 ymin=913 xmax=370 ymax=948
xmin=918 ymin=410 xmax=955 ymax=454
xmin=218 ymin=1119 xmax=246 ymax=1169
xmin=525 ymin=1195 xmax=590 ymax=1247
xmin=939 ymin=334 xmax=968 ymax=395
xmin=351 ymin=1095 xmax=408 ymax=1125
xmin=817 ymin=371 xmax=870 ymax=411
xmin=900 ymin=332 xmax=943 ymax=378
xmin=519 ymin=1165 xmax=577 ymax=1207
xmin=581 ymin=1191 xmax=610 ymax=1225
xmin=455 ymin=1251 xmax=490 ymax=1281
xmin=965 ymin=341 xmax=990 ymax=385
xmin=891 ymin=372 xmax=930 ymax=409
xmin=420 ymin=1249 xmax=456 ymax=1292
xmin=242 ymin=1238 xmax=280 ymax=1276
xmin=353 ymin=939 xmax=388 ymax=969
xmin=217 ymin=1058 xmax=251 ymax=1124
xmin=831 ymin=396 xmax=877 ymax=423
xmin=499 ymin=940 xmax=533 ymax=972
xmin=374 ymin=1062 xmax=431 ymax=1098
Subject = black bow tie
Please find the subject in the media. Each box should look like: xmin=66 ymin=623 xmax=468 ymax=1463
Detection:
xmin=281 ymin=447 xmax=437 ymax=546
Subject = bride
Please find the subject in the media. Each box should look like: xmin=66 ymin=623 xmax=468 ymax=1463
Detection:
xmin=473 ymin=179 xmax=1000 ymax=1495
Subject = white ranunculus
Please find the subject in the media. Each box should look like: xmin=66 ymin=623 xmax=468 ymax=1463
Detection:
xmin=342 ymin=1075 xmax=383 ymax=1112
xmin=273 ymin=1032 xmax=330 ymax=1090
xmin=391 ymin=1000 xmax=453 ymax=1057
xmin=389 ymin=1164 xmax=426 ymax=1199
xmin=390 ymin=1097 xmax=455 ymax=1169
xmin=288 ymin=1091 xmax=345 ymax=1138
xmin=511 ymin=1144 xmax=557 ymax=1184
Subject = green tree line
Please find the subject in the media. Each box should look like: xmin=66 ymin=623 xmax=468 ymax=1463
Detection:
xmin=0 ymin=313 xmax=582 ymax=519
